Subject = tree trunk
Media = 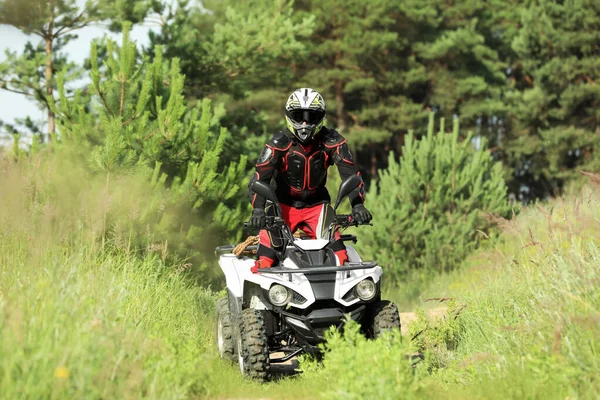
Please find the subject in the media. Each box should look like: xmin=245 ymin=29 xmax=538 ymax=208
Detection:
xmin=335 ymin=79 xmax=345 ymax=132
xmin=45 ymin=0 xmax=56 ymax=140
xmin=370 ymin=144 xmax=378 ymax=180
xmin=332 ymin=48 xmax=345 ymax=132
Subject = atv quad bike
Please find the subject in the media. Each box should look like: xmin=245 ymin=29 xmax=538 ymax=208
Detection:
xmin=215 ymin=176 xmax=401 ymax=380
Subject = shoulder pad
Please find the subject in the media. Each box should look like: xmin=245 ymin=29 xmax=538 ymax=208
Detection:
xmin=322 ymin=128 xmax=347 ymax=148
xmin=267 ymin=130 xmax=293 ymax=151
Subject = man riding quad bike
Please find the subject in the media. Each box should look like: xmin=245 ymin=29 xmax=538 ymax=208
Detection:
xmin=248 ymin=87 xmax=373 ymax=270
xmin=214 ymin=88 xmax=401 ymax=380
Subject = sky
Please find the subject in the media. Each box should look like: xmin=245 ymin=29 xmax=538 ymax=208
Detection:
xmin=0 ymin=23 xmax=153 ymax=144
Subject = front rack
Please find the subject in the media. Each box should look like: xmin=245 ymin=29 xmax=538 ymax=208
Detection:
xmin=257 ymin=262 xmax=378 ymax=275
xmin=214 ymin=234 xmax=358 ymax=256
xmin=215 ymin=244 xmax=258 ymax=255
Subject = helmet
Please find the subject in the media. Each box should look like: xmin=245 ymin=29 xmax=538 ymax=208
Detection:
xmin=285 ymin=88 xmax=326 ymax=143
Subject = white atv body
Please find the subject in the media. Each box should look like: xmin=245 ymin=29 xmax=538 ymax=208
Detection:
xmin=219 ymin=240 xmax=381 ymax=310
xmin=215 ymin=177 xmax=401 ymax=381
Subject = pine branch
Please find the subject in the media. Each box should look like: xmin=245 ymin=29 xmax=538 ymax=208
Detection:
xmin=97 ymin=88 xmax=113 ymax=117
xmin=120 ymin=79 xmax=125 ymax=117
xmin=0 ymin=79 xmax=51 ymax=108
xmin=121 ymin=113 xmax=139 ymax=126
xmin=53 ymin=23 xmax=92 ymax=37
xmin=0 ymin=83 xmax=33 ymax=97
xmin=143 ymin=15 xmax=166 ymax=26
xmin=144 ymin=127 xmax=161 ymax=141
xmin=53 ymin=9 xmax=88 ymax=36
xmin=31 ymin=29 xmax=50 ymax=40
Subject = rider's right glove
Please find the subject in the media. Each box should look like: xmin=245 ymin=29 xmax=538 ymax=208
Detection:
xmin=352 ymin=204 xmax=373 ymax=225
xmin=248 ymin=208 xmax=266 ymax=230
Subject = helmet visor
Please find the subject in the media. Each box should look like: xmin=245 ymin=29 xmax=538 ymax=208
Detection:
xmin=287 ymin=109 xmax=325 ymax=125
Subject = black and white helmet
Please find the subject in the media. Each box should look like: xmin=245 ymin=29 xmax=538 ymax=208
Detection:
xmin=285 ymin=88 xmax=326 ymax=143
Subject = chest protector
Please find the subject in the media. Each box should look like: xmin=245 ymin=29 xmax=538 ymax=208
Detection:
xmin=251 ymin=128 xmax=351 ymax=207
xmin=282 ymin=142 xmax=329 ymax=192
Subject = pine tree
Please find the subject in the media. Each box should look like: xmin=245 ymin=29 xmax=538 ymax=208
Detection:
xmin=287 ymin=0 xmax=512 ymax=180
xmin=0 ymin=0 xmax=104 ymax=140
xmin=503 ymin=0 xmax=600 ymax=197
xmin=290 ymin=0 xmax=403 ymax=177
xmin=0 ymin=0 xmax=160 ymax=142
xmin=50 ymin=23 xmax=248 ymax=283
xmin=358 ymin=114 xmax=512 ymax=281
xmin=148 ymin=0 xmax=315 ymax=168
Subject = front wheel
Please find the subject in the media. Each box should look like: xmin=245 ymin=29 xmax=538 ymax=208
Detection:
xmin=369 ymin=300 xmax=401 ymax=338
xmin=216 ymin=297 xmax=235 ymax=361
xmin=238 ymin=308 xmax=270 ymax=381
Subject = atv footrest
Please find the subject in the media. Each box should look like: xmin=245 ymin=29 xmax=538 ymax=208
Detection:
xmin=270 ymin=348 xmax=303 ymax=363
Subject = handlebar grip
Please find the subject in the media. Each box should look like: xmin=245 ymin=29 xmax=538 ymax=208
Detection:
xmin=335 ymin=214 xmax=373 ymax=227
xmin=245 ymin=216 xmax=282 ymax=230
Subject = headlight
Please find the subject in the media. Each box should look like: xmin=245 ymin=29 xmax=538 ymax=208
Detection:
xmin=355 ymin=279 xmax=376 ymax=301
xmin=268 ymin=284 xmax=291 ymax=306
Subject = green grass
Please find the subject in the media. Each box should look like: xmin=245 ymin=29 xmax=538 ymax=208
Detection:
xmin=356 ymin=183 xmax=600 ymax=399
xmin=2 ymin=152 xmax=599 ymax=399
xmin=297 ymin=183 xmax=600 ymax=399
xmin=0 ymin=239 xmax=323 ymax=399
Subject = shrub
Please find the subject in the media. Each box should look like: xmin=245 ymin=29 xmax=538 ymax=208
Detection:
xmin=318 ymin=320 xmax=423 ymax=399
xmin=359 ymin=114 xmax=512 ymax=281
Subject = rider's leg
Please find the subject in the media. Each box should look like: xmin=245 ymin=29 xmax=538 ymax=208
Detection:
xmin=254 ymin=203 xmax=298 ymax=269
xmin=331 ymin=233 xmax=349 ymax=266
xmin=255 ymin=229 xmax=278 ymax=269
xmin=300 ymin=204 xmax=349 ymax=266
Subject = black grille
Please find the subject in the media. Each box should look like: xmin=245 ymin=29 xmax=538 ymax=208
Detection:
xmin=342 ymin=289 xmax=356 ymax=301
xmin=292 ymin=291 xmax=307 ymax=304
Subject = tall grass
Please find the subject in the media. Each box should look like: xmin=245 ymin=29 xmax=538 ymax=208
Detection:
xmin=313 ymin=181 xmax=600 ymax=399
xmin=0 ymin=153 xmax=216 ymax=398
xmin=3 ymin=149 xmax=599 ymax=398
xmin=0 ymin=152 xmax=325 ymax=399
xmin=425 ymin=183 xmax=600 ymax=398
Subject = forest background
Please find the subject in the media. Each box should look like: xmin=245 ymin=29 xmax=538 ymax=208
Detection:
xmin=1 ymin=0 xmax=599 ymax=287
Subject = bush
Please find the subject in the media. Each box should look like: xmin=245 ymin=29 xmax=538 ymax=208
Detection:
xmin=317 ymin=321 xmax=423 ymax=399
xmin=359 ymin=114 xmax=512 ymax=281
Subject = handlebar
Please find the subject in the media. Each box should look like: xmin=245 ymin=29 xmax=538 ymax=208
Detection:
xmin=244 ymin=216 xmax=286 ymax=230
xmin=245 ymin=214 xmax=371 ymax=230
xmin=335 ymin=214 xmax=357 ymax=228
xmin=335 ymin=214 xmax=373 ymax=228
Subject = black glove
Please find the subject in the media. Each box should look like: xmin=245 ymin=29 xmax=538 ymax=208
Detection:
xmin=352 ymin=204 xmax=372 ymax=225
xmin=248 ymin=208 xmax=266 ymax=229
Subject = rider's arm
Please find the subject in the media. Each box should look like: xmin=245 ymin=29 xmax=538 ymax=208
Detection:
xmin=326 ymin=133 xmax=366 ymax=207
xmin=248 ymin=132 xmax=291 ymax=209
xmin=248 ymin=148 xmax=278 ymax=210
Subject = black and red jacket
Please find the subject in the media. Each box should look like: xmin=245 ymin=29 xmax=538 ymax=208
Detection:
xmin=249 ymin=127 xmax=366 ymax=209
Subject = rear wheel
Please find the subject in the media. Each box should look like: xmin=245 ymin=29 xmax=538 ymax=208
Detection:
xmin=216 ymin=297 xmax=235 ymax=361
xmin=238 ymin=308 xmax=270 ymax=381
xmin=369 ymin=300 xmax=401 ymax=338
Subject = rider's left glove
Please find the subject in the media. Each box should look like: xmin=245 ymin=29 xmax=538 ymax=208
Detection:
xmin=249 ymin=208 xmax=266 ymax=230
xmin=352 ymin=204 xmax=372 ymax=225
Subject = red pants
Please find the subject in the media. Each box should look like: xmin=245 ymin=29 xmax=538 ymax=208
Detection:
xmin=257 ymin=203 xmax=348 ymax=268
